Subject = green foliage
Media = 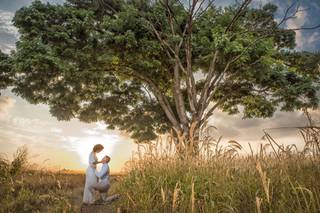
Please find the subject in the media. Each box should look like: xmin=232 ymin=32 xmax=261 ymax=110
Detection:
xmin=0 ymin=51 xmax=13 ymax=94
xmin=10 ymin=0 xmax=320 ymax=143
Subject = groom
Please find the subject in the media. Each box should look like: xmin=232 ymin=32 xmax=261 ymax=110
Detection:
xmin=90 ymin=155 xmax=111 ymax=202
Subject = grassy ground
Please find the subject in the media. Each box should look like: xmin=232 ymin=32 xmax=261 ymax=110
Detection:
xmin=115 ymin=152 xmax=320 ymax=212
xmin=1 ymin=127 xmax=320 ymax=212
xmin=0 ymin=147 xmax=123 ymax=212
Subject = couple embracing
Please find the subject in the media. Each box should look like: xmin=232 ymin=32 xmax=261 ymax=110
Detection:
xmin=82 ymin=144 xmax=111 ymax=204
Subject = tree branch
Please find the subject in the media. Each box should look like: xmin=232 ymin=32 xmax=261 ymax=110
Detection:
xmin=197 ymin=50 xmax=219 ymax=115
xmin=173 ymin=60 xmax=189 ymax=128
xmin=108 ymin=65 xmax=182 ymax=132
xmin=184 ymin=0 xmax=198 ymax=114
xmin=200 ymin=96 xmax=228 ymax=124
xmin=225 ymin=0 xmax=252 ymax=33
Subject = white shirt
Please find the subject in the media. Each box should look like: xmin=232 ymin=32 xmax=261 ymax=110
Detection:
xmin=89 ymin=152 xmax=98 ymax=168
xmin=95 ymin=163 xmax=110 ymax=184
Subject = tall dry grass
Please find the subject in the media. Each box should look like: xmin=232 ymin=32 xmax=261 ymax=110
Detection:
xmin=0 ymin=146 xmax=84 ymax=213
xmin=1 ymin=124 xmax=319 ymax=213
xmin=114 ymin=125 xmax=320 ymax=212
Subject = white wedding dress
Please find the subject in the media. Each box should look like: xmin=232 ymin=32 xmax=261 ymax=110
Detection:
xmin=83 ymin=152 xmax=98 ymax=204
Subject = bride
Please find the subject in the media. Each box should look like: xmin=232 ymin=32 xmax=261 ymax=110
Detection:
xmin=83 ymin=144 xmax=104 ymax=204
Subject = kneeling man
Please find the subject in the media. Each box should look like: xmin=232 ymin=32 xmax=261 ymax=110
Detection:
xmin=91 ymin=155 xmax=111 ymax=201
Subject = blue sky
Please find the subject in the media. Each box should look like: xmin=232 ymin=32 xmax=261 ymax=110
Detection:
xmin=0 ymin=0 xmax=319 ymax=171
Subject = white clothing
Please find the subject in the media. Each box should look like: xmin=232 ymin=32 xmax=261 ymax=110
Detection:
xmin=90 ymin=163 xmax=111 ymax=200
xmin=82 ymin=152 xmax=98 ymax=204
xmin=95 ymin=163 xmax=110 ymax=185
xmin=89 ymin=151 xmax=98 ymax=168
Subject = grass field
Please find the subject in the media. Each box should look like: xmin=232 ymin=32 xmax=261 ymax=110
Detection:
xmin=0 ymin=147 xmax=123 ymax=212
xmin=113 ymin=128 xmax=320 ymax=213
xmin=1 ymin=126 xmax=320 ymax=212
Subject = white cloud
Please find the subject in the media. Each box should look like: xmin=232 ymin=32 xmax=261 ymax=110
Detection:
xmin=10 ymin=117 xmax=51 ymax=132
xmin=50 ymin=127 xmax=63 ymax=133
xmin=206 ymin=108 xmax=317 ymax=154
xmin=95 ymin=121 xmax=107 ymax=130
xmin=0 ymin=10 xmax=19 ymax=38
xmin=0 ymin=43 xmax=15 ymax=54
xmin=84 ymin=129 xmax=101 ymax=135
xmin=0 ymin=10 xmax=18 ymax=54
xmin=286 ymin=9 xmax=308 ymax=50
xmin=83 ymin=122 xmax=116 ymax=136
xmin=306 ymin=31 xmax=320 ymax=48
xmin=208 ymin=109 xmax=310 ymax=142
xmin=308 ymin=109 xmax=320 ymax=124
xmin=0 ymin=96 xmax=16 ymax=121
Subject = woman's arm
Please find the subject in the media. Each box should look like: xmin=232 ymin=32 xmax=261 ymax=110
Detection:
xmin=92 ymin=160 xmax=102 ymax=165
xmin=89 ymin=152 xmax=101 ymax=166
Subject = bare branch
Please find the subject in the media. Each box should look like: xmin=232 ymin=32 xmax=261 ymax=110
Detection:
xmin=287 ymin=24 xmax=320 ymax=31
xmin=185 ymin=38 xmax=197 ymax=113
xmin=200 ymin=96 xmax=228 ymax=124
xmin=225 ymin=0 xmax=252 ymax=33
xmin=194 ymin=0 xmax=216 ymax=19
xmin=146 ymin=19 xmax=176 ymax=57
xmin=173 ymin=59 xmax=189 ymax=127
xmin=276 ymin=0 xmax=299 ymax=27
xmin=183 ymin=0 xmax=199 ymax=114
xmin=197 ymin=0 xmax=253 ymax=120
xmin=198 ymin=50 xmax=219 ymax=114
xmin=142 ymin=84 xmax=155 ymax=103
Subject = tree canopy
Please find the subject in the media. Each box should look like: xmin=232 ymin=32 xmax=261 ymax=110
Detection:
xmin=0 ymin=51 xmax=13 ymax=94
xmin=5 ymin=0 xmax=320 ymax=152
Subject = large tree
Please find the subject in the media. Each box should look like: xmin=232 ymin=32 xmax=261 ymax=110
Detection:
xmin=9 ymin=0 xmax=320 ymax=154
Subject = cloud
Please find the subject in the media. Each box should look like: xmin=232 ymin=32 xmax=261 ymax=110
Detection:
xmin=308 ymin=109 xmax=320 ymax=124
xmin=286 ymin=9 xmax=308 ymax=50
xmin=208 ymin=109 xmax=310 ymax=141
xmin=9 ymin=117 xmax=52 ymax=133
xmin=205 ymin=108 xmax=319 ymax=154
xmin=0 ymin=96 xmax=15 ymax=120
xmin=0 ymin=10 xmax=19 ymax=38
xmin=83 ymin=129 xmax=101 ymax=136
xmin=95 ymin=121 xmax=107 ymax=130
xmin=0 ymin=43 xmax=15 ymax=54
xmin=83 ymin=122 xmax=114 ymax=136
xmin=50 ymin=127 xmax=63 ymax=133
xmin=0 ymin=10 xmax=19 ymax=53
xmin=306 ymin=31 xmax=320 ymax=48
xmin=278 ymin=1 xmax=320 ymax=51
xmin=85 ymin=121 xmax=131 ymax=139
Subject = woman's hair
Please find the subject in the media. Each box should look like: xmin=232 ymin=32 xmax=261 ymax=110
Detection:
xmin=92 ymin=144 xmax=104 ymax=152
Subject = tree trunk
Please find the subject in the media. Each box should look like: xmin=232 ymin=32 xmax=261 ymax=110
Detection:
xmin=171 ymin=120 xmax=201 ymax=157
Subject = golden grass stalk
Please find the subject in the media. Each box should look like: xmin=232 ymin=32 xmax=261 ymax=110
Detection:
xmin=126 ymin=192 xmax=136 ymax=207
xmin=172 ymin=182 xmax=180 ymax=211
xmin=256 ymin=196 xmax=262 ymax=213
xmin=161 ymin=186 xmax=166 ymax=205
xmin=256 ymin=161 xmax=270 ymax=204
xmin=191 ymin=181 xmax=195 ymax=213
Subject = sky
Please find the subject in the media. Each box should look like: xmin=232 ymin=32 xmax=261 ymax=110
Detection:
xmin=0 ymin=0 xmax=319 ymax=172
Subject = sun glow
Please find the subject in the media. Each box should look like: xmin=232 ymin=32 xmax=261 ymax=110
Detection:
xmin=67 ymin=135 xmax=118 ymax=168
